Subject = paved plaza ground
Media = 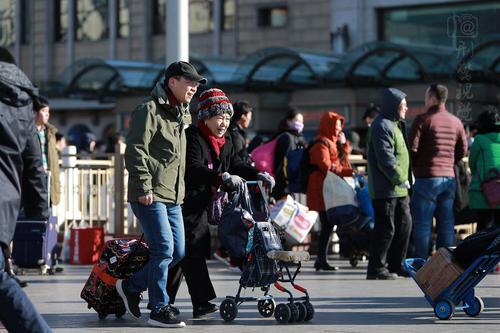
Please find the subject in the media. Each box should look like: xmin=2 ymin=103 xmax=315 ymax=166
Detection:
xmin=2 ymin=258 xmax=500 ymax=332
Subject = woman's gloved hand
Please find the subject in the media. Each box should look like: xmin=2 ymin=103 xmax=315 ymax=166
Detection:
xmin=222 ymin=172 xmax=245 ymax=191
xmin=257 ymin=172 xmax=275 ymax=190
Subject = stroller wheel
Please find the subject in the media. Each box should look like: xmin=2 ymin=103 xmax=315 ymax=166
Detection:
xmin=434 ymin=298 xmax=455 ymax=320
xmin=287 ymin=303 xmax=299 ymax=323
xmin=295 ymin=302 xmax=307 ymax=322
xmin=274 ymin=303 xmax=291 ymax=324
xmin=98 ymin=312 xmax=107 ymax=320
xmin=220 ymin=298 xmax=238 ymax=322
xmin=464 ymin=296 xmax=484 ymax=317
xmin=303 ymin=301 xmax=315 ymax=321
xmin=257 ymin=299 xmax=276 ymax=317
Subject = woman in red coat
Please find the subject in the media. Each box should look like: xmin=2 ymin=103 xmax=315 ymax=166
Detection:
xmin=307 ymin=111 xmax=352 ymax=271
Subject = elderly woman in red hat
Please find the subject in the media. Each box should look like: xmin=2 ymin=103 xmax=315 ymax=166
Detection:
xmin=166 ymin=88 xmax=274 ymax=319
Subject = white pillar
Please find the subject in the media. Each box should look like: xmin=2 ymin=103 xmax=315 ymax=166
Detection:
xmin=212 ymin=0 xmax=221 ymax=56
xmin=166 ymin=0 xmax=189 ymax=66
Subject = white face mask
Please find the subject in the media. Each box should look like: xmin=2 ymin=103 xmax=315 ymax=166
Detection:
xmin=289 ymin=120 xmax=304 ymax=133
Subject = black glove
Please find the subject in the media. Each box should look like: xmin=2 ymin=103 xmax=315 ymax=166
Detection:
xmin=222 ymin=172 xmax=245 ymax=191
xmin=257 ymin=172 xmax=275 ymax=190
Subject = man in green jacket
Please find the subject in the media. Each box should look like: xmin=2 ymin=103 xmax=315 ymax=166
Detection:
xmin=366 ymin=88 xmax=412 ymax=280
xmin=117 ymin=61 xmax=206 ymax=328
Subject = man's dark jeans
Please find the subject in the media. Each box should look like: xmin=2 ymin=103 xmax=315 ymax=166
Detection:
xmin=367 ymin=196 xmax=412 ymax=274
xmin=0 ymin=248 xmax=52 ymax=333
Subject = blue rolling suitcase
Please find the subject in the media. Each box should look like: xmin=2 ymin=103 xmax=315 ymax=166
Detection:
xmin=12 ymin=217 xmax=58 ymax=274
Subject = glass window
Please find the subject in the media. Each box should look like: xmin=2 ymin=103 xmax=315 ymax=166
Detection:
xmin=152 ymin=0 xmax=166 ymax=35
xmin=0 ymin=0 xmax=15 ymax=47
xmin=55 ymin=0 xmax=68 ymax=42
xmin=258 ymin=7 xmax=288 ymax=28
xmin=76 ymin=0 xmax=108 ymax=41
xmin=153 ymin=0 xmax=233 ymax=35
xmin=20 ymin=0 xmax=30 ymax=45
xmin=380 ymin=1 xmax=500 ymax=48
xmin=118 ymin=0 xmax=129 ymax=38
xmin=190 ymin=0 xmax=212 ymax=33
xmin=223 ymin=0 xmax=234 ymax=30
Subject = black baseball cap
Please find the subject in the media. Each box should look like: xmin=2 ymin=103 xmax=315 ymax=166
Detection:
xmin=164 ymin=61 xmax=207 ymax=84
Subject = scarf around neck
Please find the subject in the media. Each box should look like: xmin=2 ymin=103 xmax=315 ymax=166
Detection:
xmin=197 ymin=121 xmax=226 ymax=157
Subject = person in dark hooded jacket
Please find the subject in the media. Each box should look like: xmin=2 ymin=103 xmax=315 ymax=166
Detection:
xmin=366 ymin=88 xmax=412 ymax=280
xmin=0 ymin=48 xmax=52 ymax=332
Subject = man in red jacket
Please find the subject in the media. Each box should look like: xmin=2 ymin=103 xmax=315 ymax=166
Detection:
xmin=409 ymin=84 xmax=467 ymax=259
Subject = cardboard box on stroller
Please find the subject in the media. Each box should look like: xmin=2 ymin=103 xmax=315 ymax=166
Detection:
xmin=415 ymin=247 xmax=464 ymax=300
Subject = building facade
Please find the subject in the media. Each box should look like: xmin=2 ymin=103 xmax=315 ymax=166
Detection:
xmin=1 ymin=0 xmax=498 ymax=144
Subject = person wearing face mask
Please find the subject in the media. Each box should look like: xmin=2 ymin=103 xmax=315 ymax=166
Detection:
xmin=272 ymin=107 xmax=307 ymax=200
xmin=307 ymin=111 xmax=352 ymax=271
xmin=166 ymin=88 xmax=275 ymax=319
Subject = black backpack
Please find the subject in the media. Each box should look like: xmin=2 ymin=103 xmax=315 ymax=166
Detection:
xmin=284 ymin=139 xmax=329 ymax=194
xmin=453 ymin=227 xmax=500 ymax=268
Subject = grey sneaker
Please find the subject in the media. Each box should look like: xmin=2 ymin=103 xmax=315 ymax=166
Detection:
xmin=116 ymin=279 xmax=142 ymax=319
xmin=148 ymin=306 xmax=186 ymax=328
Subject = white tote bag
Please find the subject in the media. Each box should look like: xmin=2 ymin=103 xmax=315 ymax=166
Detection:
xmin=322 ymin=171 xmax=359 ymax=225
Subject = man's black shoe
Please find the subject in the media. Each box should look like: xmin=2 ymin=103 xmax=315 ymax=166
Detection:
xmin=193 ymin=302 xmax=218 ymax=318
xmin=147 ymin=303 xmax=180 ymax=316
xmin=366 ymin=271 xmax=397 ymax=280
xmin=116 ymin=279 xmax=142 ymax=319
xmin=148 ymin=306 xmax=186 ymax=328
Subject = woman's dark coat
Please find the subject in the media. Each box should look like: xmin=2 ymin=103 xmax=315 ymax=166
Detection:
xmin=182 ymin=125 xmax=259 ymax=256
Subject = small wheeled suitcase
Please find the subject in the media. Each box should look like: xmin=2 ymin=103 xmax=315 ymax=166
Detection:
xmin=12 ymin=217 xmax=58 ymax=274
xmin=81 ymin=237 xmax=149 ymax=319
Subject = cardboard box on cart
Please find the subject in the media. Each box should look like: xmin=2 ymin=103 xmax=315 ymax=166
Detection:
xmin=415 ymin=247 xmax=464 ymax=300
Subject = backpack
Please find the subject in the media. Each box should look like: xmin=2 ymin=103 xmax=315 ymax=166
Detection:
xmin=250 ymin=137 xmax=279 ymax=176
xmin=284 ymin=139 xmax=329 ymax=194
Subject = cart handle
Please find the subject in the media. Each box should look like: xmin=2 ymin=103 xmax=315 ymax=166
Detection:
xmin=403 ymin=258 xmax=427 ymax=279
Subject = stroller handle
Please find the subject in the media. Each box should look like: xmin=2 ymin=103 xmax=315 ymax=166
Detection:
xmin=403 ymin=258 xmax=427 ymax=279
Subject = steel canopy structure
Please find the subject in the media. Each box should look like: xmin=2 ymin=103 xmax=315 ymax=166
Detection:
xmin=45 ymin=40 xmax=500 ymax=99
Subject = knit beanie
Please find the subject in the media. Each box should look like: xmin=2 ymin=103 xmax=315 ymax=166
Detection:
xmin=197 ymin=88 xmax=234 ymax=120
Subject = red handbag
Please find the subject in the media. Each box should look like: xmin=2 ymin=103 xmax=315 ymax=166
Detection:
xmin=480 ymin=168 xmax=500 ymax=208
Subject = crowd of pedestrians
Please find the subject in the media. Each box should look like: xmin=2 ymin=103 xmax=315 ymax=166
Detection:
xmin=1 ymin=48 xmax=498 ymax=331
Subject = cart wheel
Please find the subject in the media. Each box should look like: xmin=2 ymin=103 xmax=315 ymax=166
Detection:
xmin=220 ymin=298 xmax=238 ymax=322
xmin=87 ymin=305 xmax=92 ymax=309
xmin=115 ymin=310 xmax=126 ymax=318
xmin=98 ymin=312 xmax=107 ymax=320
xmin=287 ymin=303 xmax=299 ymax=323
xmin=303 ymin=301 xmax=315 ymax=321
xmin=464 ymin=296 xmax=484 ymax=317
xmin=257 ymin=299 xmax=276 ymax=317
xmin=295 ymin=302 xmax=307 ymax=322
xmin=434 ymin=298 xmax=455 ymax=320
xmin=350 ymin=258 xmax=358 ymax=268
xmin=275 ymin=303 xmax=291 ymax=324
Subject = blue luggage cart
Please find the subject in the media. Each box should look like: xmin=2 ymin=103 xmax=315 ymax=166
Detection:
xmin=404 ymin=234 xmax=500 ymax=320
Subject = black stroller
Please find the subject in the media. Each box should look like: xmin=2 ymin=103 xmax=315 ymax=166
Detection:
xmin=218 ymin=181 xmax=314 ymax=324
